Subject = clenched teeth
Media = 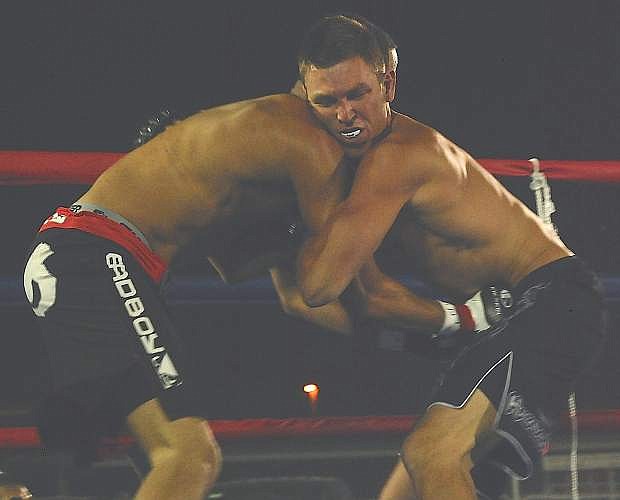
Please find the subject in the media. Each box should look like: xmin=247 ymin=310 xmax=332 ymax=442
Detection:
xmin=341 ymin=129 xmax=361 ymax=138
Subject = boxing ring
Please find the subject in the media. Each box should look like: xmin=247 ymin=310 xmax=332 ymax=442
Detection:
xmin=1 ymin=152 xmax=620 ymax=499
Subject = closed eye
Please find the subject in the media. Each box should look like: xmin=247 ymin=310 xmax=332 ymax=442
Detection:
xmin=312 ymin=96 xmax=336 ymax=107
xmin=347 ymin=88 xmax=370 ymax=100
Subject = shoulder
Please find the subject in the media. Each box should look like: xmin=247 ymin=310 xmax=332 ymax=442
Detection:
xmin=246 ymin=95 xmax=331 ymax=141
xmin=251 ymin=94 xmax=312 ymax=120
xmin=384 ymin=114 xmax=468 ymax=177
xmin=360 ymin=115 xmax=437 ymax=181
xmin=389 ymin=114 xmax=452 ymax=159
xmin=356 ymin=114 xmax=471 ymax=200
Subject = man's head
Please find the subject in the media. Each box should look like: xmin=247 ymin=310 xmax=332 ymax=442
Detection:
xmin=297 ymin=15 xmax=397 ymax=154
xmin=341 ymin=14 xmax=398 ymax=74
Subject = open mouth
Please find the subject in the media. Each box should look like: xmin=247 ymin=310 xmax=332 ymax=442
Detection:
xmin=340 ymin=128 xmax=362 ymax=139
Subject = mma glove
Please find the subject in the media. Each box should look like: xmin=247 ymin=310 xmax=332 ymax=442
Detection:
xmin=434 ymin=285 xmax=514 ymax=342
xmin=355 ymin=285 xmax=514 ymax=356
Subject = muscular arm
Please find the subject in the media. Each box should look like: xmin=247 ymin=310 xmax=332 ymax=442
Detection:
xmin=272 ymin=253 xmax=448 ymax=341
xmin=270 ymin=263 xmax=354 ymax=335
xmin=298 ymin=143 xmax=418 ymax=306
xmin=357 ymin=260 xmax=445 ymax=334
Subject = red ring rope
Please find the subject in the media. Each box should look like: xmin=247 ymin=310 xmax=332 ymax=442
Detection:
xmin=1 ymin=151 xmax=620 ymax=184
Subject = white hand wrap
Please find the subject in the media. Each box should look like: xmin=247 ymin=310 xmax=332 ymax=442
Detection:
xmin=436 ymin=300 xmax=461 ymax=337
xmin=464 ymin=291 xmax=491 ymax=332
xmin=437 ymin=286 xmax=510 ymax=339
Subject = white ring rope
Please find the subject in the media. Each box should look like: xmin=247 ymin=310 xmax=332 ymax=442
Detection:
xmin=529 ymin=157 xmax=579 ymax=499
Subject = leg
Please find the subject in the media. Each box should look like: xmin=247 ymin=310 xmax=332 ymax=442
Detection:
xmin=379 ymin=389 xmax=496 ymax=500
xmin=127 ymin=398 xmax=222 ymax=500
xmin=379 ymin=460 xmax=417 ymax=500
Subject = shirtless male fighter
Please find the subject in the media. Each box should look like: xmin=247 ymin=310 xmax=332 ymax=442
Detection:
xmin=295 ymin=16 xmax=607 ymax=499
xmin=21 ymin=23 xmax=397 ymax=498
xmin=120 ymin=12 xmax=401 ymax=343
xmin=23 ymin=95 xmax=359 ymax=499
xmin=199 ymin=13 xmax=399 ymax=336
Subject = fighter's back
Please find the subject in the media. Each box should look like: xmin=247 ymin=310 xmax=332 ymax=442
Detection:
xmin=77 ymin=94 xmax=343 ymax=262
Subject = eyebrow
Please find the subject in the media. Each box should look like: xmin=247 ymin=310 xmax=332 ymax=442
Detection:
xmin=347 ymin=84 xmax=371 ymax=97
xmin=310 ymin=83 xmax=371 ymax=102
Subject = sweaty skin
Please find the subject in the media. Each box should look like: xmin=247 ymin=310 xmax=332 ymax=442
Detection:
xmin=75 ymin=95 xmax=349 ymax=263
xmin=298 ymin=111 xmax=571 ymax=306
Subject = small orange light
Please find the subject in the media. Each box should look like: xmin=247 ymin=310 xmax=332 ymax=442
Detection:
xmin=303 ymin=383 xmax=320 ymax=416
xmin=303 ymin=383 xmax=319 ymax=394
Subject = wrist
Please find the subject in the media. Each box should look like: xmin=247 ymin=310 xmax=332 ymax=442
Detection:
xmin=463 ymin=292 xmax=491 ymax=332
xmin=436 ymin=299 xmax=480 ymax=337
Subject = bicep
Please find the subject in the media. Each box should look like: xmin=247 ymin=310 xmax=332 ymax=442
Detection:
xmin=296 ymin=143 xmax=419 ymax=305
xmin=325 ymin=170 xmax=410 ymax=266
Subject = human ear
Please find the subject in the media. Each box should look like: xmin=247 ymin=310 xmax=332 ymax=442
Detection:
xmin=383 ymin=70 xmax=396 ymax=102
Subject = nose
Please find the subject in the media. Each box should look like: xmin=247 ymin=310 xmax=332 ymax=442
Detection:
xmin=336 ymin=100 xmax=355 ymax=124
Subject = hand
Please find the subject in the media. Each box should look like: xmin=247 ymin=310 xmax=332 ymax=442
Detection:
xmin=435 ymin=284 xmax=514 ymax=341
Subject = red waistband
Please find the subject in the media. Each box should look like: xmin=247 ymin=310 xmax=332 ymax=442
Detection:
xmin=39 ymin=207 xmax=168 ymax=283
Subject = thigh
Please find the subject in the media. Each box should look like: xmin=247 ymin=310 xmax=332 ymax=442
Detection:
xmin=415 ymin=389 xmax=497 ymax=458
xmin=28 ymin=230 xmax=203 ymax=456
xmin=385 ymin=390 xmax=496 ymax=500
xmin=26 ymin=230 xmax=149 ymax=387
xmin=429 ymin=327 xmax=550 ymax=480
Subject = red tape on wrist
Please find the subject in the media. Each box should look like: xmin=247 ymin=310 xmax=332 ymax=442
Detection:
xmin=456 ymin=304 xmax=475 ymax=331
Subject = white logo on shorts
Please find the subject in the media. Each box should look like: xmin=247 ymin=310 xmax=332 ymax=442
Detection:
xmin=504 ymin=391 xmax=550 ymax=453
xmin=24 ymin=242 xmax=57 ymax=317
xmin=106 ymin=252 xmax=182 ymax=389
xmin=153 ymin=353 xmax=181 ymax=389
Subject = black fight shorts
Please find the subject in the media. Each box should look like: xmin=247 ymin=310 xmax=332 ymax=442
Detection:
xmin=429 ymin=256 xmax=607 ymax=479
xmin=24 ymin=208 xmax=203 ymax=460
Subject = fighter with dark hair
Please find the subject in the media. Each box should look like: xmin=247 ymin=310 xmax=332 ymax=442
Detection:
xmin=24 ymin=94 xmax=358 ymax=498
xmin=23 ymin=22 xmax=405 ymax=491
xmin=295 ymin=15 xmax=606 ymax=499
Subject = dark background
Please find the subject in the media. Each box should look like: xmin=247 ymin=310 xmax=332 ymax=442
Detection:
xmin=1 ymin=1 xmax=619 ymax=157
xmin=1 ymin=1 xmax=619 ymax=420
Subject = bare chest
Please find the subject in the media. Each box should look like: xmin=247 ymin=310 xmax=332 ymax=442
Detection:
xmin=384 ymin=213 xmax=503 ymax=299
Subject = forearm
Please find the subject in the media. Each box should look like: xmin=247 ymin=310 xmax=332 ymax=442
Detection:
xmin=297 ymin=216 xmax=373 ymax=306
xmin=270 ymin=266 xmax=354 ymax=335
xmin=290 ymin=298 xmax=354 ymax=335
xmin=297 ymin=230 xmax=344 ymax=307
xmin=356 ymin=260 xmax=444 ymax=333
xmin=364 ymin=275 xmax=444 ymax=334
xmin=361 ymin=263 xmax=514 ymax=342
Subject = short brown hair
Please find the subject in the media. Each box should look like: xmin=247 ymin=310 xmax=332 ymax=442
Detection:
xmin=344 ymin=14 xmax=398 ymax=72
xmin=297 ymin=15 xmax=387 ymax=82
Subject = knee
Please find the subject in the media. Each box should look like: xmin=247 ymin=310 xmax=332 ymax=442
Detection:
xmin=152 ymin=418 xmax=222 ymax=482
xmin=192 ymin=429 xmax=222 ymax=481
xmin=401 ymin=426 xmax=472 ymax=479
xmin=277 ymin=292 xmax=306 ymax=319
xmin=181 ymin=419 xmax=222 ymax=482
